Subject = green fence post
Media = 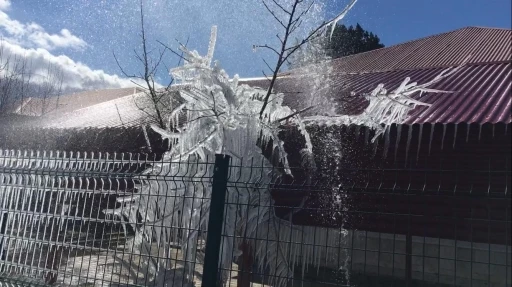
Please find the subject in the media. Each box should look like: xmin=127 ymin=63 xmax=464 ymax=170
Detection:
xmin=202 ymin=154 xmax=230 ymax=287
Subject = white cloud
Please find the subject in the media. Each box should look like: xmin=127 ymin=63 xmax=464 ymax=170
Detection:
xmin=0 ymin=0 xmax=10 ymax=11
xmin=2 ymin=40 xmax=139 ymax=91
xmin=0 ymin=7 xmax=87 ymax=50
xmin=0 ymin=1 xmax=131 ymax=92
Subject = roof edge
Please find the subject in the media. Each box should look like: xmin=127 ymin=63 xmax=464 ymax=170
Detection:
xmin=330 ymin=26 xmax=511 ymax=68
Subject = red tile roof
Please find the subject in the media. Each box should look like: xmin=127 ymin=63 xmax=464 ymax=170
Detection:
xmin=242 ymin=27 xmax=512 ymax=125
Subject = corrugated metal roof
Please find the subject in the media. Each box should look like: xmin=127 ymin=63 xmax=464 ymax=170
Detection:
xmin=14 ymin=87 xmax=144 ymax=116
xmin=328 ymin=27 xmax=511 ymax=73
xmin=242 ymin=62 xmax=511 ymax=124
xmin=37 ymin=90 xmax=184 ymax=129
xmin=39 ymin=93 xmax=150 ymax=128
xmin=240 ymin=27 xmax=511 ymax=125
xmin=27 ymin=26 xmax=511 ymax=128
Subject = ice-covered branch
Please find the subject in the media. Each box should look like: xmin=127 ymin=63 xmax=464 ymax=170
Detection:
xmin=303 ymin=61 xmax=467 ymax=140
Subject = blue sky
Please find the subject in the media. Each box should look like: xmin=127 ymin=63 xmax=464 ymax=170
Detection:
xmin=1 ymin=0 xmax=510 ymax=91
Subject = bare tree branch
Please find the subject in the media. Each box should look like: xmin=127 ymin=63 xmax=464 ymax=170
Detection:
xmin=115 ymin=103 xmax=125 ymax=127
xmin=291 ymin=0 xmax=315 ymax=25
xmin=273 ymin=105 xmax=315 ymax=123
xmin=253 ymin=44 xmax=281 ymax=56
xmin=157 ymin=40 xmax=188 ymax=63
xmin=257 ymin=0 xmax=357 ymax=118
xmin=270 ymin=0 xmax=292 ymax=15
xmin=113 ymin=52 xmax=139 ymax=79
xmin=258 ymin=0 xmax=301 ymax=118
xmin=262 ymin=58 xmax=276 ymax=73
xmin=276 ymin=34 xmax=284 ymax=45
xmin=112 ymin=0 xmax=187 ymax=128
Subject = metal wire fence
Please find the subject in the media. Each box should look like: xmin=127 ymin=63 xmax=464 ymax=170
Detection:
xmin=0 ymin=149 xmax=510 ymax=287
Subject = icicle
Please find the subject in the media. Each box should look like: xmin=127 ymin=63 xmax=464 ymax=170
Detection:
xmin=316 ymin=229 xmax=324 ymax=273
xmin=364 ymin=127 xmax=370 ymax=145
xmin=394 ymin=125 xmax=402 ymax=163
xmin=301 ymin=232 xmax=308 ymax=281
xmin=354 ymin=125 xmax=361 ymax=142
xmin=453 ymin=124 xmax=458 ymax=149
xmin=372 ymin=138 xmax=379 ymax=158
xmin=404 ymin=125 xmax=413 ymax=166
xmin=441 ymin=124 xmax=447 ymax=150
xmin=327 ymin=0 xmax=358 ymax=39
xmin=478 ymin=124 xmax=483 ymax=141
xmin=429 ymin=124 xmax=435 ymax=155
xmin=205 ymin=26 xmax=217 ymax=67
xmin=383 ymin=129 xmax=391 ymax=159
xmin=416 ymin=123 xmax=424 ymax=162
xmin=466 ymin=123 xmax=471 ymax=142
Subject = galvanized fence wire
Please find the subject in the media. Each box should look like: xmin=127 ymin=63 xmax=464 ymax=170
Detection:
xmin=0 ymin=149 xmax=510 ymax=287
xmin=0 ymin=150 xmax=215 ymax=286
xmin=219 ymin=160 xmax=511 ymax=287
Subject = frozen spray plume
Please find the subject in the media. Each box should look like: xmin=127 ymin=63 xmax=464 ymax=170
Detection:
xmin=102 ymin=2 xmax=467 ymax=286
xmin=104 ymin=25 xmax=322 ymax=286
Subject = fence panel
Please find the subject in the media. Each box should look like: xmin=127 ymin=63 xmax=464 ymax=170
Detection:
xmin=0 ymin=149 xmax=510 ymax=287
xmin=220 ymin=157 xmax=511 ymax=287
xmin=0 ymin=150 xmax=213 ymax=286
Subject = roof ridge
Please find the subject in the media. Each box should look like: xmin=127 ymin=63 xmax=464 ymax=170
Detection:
xmin=330 ymin=28 xmax=460 ymax=63
xmin=465 ymin=26 xmax=512 ymax=31
xmin=331 ymin=26 xmax=511 ymax=65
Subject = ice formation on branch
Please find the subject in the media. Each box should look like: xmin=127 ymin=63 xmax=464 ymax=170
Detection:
xmin=104 ymin=25 xmax=321 ymax=286
xmin=302 ymin=61 xmax=467 ymax=141
xmin=327 ymin=0 xmax=358 ymax=39
xmin=103 ymin=23 xmax=463 ymax=286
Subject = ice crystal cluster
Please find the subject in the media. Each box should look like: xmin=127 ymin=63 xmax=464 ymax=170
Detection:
xmin=303 ymin=65 xmax=463 ymax=141
xmin=103 ymin=23 xmax=461 ymax=286
xmin=103 ymin=26 xmax=323 ymax=286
